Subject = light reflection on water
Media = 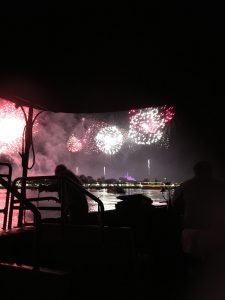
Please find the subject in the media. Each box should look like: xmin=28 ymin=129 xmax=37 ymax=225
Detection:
xmin=0 ymin=188 xmax=167 ymax=228
xmin=87 ymin=188 xmax=167 ymax=211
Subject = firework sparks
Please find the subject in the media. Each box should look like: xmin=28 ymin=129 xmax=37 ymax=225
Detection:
xmin=67 ymin=107 xmax=174 ymax=155
xmin=0 ymin=100 xmax=26 ymax=154
xmin=81 ymin=119 xmax=108 ymax=153
xmin=128 ymin=106 xmax=174 ymax=145
xmin=66 ymin=118 xmax=107 ymax=154
xmin=95 ymin=126 xmax=124 ymax=155
xmin=160 ymin=105 xmax=175 ymax=123
xmin=67 ymin=134 xmax=83 ymax=152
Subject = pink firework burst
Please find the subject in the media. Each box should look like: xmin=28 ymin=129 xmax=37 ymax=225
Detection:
xmin=0 ymin=99 xmax=39 ymax=156
xmin=0 ymin=100 xmax=26 ymax=155
xmin=128 ymin=106 xmax=175 ymax=145
xmin=66 ymin=118 xmax=107 ymax=154
xmin=82 ymin=120 xmax=108 ymax=153
xmin=67 ymin=134 xmax=83 ymax=152
xmin=160 ymin=105 xmax=175 ymax=123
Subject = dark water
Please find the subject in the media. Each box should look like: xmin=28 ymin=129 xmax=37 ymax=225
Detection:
xmin=88 ymin=188 xmax=166 ymax=211
xmin=0 ymin=188 xmax=167 ymax=228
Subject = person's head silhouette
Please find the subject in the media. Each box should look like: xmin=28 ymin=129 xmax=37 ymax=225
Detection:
xmin=55 ymin=164 xmax=67 ymax=175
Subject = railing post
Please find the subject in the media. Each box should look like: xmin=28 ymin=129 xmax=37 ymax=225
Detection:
xmin=18 ymin=107 xmax=34 ymax=227
xmin=0 ymin=163 xmax=12 ymax=230
xmin=0 ymin=176 xmax=42 ymax=270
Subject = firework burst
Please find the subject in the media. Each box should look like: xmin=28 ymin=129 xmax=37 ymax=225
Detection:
xmin=82 ymin=120 xmax=107 ymax=153
xmin=0 ymin=100 xmax=26 ymax=155
xmin=128 ymin=106 xmax=174 ymax=145
xmin=95 ymin=126 xmax=124 ymax=155
xmin=67 ymin=134 xmax=83 ymax=152
xmin=66 ymin=118 xmax=107 ymax=154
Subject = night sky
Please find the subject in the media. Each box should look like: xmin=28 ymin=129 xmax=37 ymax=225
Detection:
xmin=0 ymin=3 xmax=224 ymax=181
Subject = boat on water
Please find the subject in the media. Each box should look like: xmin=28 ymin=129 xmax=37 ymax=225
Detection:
xmin=107 ymin=186 xmax=126 ymax=194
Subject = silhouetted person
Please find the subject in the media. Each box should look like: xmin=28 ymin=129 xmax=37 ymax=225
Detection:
xmin=40 ymin=164 xmax=89 ymax=224
xmin=172 ymin=161 xmax=225 ymax=257
xmin=55 ymin=164 xmax=89 ymax=224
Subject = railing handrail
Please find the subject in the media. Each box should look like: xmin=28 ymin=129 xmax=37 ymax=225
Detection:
xmin=12 ymin=175 xmax=104 ymax=209
xmin=0 ymin=177 xmax=42 ymax=226
xmin=0 ymin=163 xmax=12 ymax=229
xmin=63 ymin=175 xmax=104 ymax=227
xmin=11 ymin=175 xmax=105 ymax=224
xmin=0 ymin=175 xmax=41 ymax=270
xmin=63 ymin=176 xmax=105 ymax=212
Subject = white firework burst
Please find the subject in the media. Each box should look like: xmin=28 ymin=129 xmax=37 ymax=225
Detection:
xmin=95 ymin=126 xmax=124 ymax=155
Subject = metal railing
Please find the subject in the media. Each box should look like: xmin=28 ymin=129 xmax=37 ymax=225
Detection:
xmin=8 ymin=176 xmax=60 ymax=229
xmin=8 ymin=175 xmax=104 ymax=228
xmin=0 ymin=163 xmax=12 ymax=230
xmin=0 ymin=174 xmax=42 ymax=270
xmin=65 ymin=175 xmax=105 ymax=225
xmin=1 ymin=171 xmax=105 ymax=270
